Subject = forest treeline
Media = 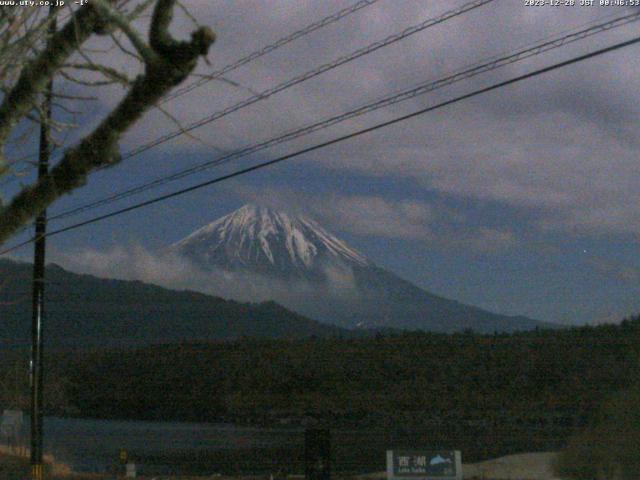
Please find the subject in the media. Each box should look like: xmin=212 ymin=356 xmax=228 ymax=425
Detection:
xmin=1 ymin=316 xmax=639 ymax=462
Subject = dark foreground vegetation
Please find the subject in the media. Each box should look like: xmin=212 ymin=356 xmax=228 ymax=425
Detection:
xmin=1 ymin=316 xmax=639 ymax=474
xmin=554 ymin=384 xmax=640 ymax=480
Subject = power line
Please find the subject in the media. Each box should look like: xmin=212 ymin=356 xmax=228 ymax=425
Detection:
xmin=48 ymin=11 xmax=640 ymax=222
xmin=40 ymin=0 xmax=494 ymax=219
xmin=3 ymin=33 xmax=639 ymax=257
xmin=121 ymin=0 xmax=495 ymax=159
xmin=161 ymin=0 xmax=383 ymax=104
xmin=2 ymin=0 xmax=493 ymax=239
xmin=0 ymin=0 xmax=381 ymax=173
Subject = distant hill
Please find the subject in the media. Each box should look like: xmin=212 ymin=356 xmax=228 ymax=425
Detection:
xmin=0 ymin=259 xmax=348 ymax=347
xmin=171 ymin=204 xmax=555 ymax=333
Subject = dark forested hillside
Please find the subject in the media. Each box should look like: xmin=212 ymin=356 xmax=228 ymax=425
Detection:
xmin=58 ymin=320 xmax=638 ymax=426
xmin=0 ymin=259 xmax=347 ymax=347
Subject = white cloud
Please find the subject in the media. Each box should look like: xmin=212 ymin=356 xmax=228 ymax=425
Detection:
xmin=48 ymin=243 xmax=360 ymax=308
xmin=313 ymin=194 xmax=435 ymax=240
xmin=224 ymin=183 xmax=519 ymax=253
xmin=227 ymin=184 xmax=434 ymax=239
xmin=314 ymin=101 xmax=640 ymax=237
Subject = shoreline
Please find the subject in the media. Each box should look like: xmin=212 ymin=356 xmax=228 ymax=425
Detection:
xmin=1 ymin=448 xmax=562 ymax=480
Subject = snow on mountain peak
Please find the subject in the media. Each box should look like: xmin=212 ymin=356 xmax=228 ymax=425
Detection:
xmin=171 ymin=204 xmax=369 ymax=274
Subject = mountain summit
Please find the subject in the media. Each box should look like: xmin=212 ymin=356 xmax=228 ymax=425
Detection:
xmin=171 ymin=204 xmax=555 ymax=333
xmin=171 ymin=204 xmax=368 ymax=277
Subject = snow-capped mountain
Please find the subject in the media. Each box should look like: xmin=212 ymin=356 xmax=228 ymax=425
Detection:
xmin=171 ymin=204 xmax=555 ymax=333
xmin=171 ymin=204 xmax=368 ymax=277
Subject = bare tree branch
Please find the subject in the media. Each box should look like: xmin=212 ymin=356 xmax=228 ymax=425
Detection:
xmin=63 ymin=62 xmax=131 ymax=85
xmin=92 ymin=0 xmax=158 ymax=64
xmin=0 ymin=0 xmax=215 ymax=244
xmin=0 ymin=5 xmax=106 ymax=159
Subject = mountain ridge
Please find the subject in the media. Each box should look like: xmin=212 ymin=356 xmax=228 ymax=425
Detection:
xmin=0 ymin=258 xmax=351 ymax=348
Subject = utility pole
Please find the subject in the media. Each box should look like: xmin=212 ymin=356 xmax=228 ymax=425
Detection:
xmin=30 ymin=6 xmax=56 ymax=480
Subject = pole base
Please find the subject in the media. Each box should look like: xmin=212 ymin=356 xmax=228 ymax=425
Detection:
xmin=31 ymin=463 xmax=44 ymax=480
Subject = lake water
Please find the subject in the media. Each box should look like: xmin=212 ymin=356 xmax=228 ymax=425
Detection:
xmin=18 ymin=417 xmax=304 ymax=474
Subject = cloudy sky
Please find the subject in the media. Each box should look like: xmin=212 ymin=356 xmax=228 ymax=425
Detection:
xmin=4 ymin=0 xmax=640 ymax=325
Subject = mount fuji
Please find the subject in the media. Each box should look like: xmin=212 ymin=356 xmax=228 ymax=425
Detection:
xmin=171 ymin=204 xmax=369 ymax=278
xmin=170 ymin=204 xmax=553 ymax=333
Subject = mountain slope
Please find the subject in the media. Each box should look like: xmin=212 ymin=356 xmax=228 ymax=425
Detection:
xmin=0 ymin=259 xmax=348 ymax=348
xmin=347 ymin=265 xmax=547 ymax=332
xmin=172 ymin=204 xmax=555 ymax=333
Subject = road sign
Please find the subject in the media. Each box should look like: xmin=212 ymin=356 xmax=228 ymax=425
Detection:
xmin=125 ymin=463 xmax=136 ymax=478
xmin=1 ymin=410 xmax=24 ymax=435
xmin=386 ymin=450 xmax=462 ymax=480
